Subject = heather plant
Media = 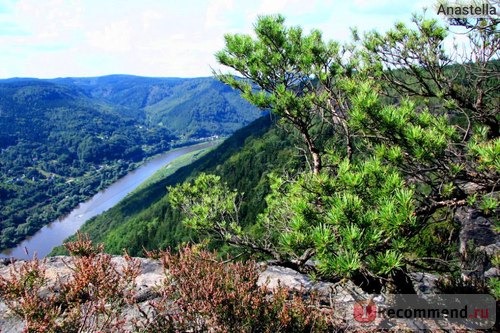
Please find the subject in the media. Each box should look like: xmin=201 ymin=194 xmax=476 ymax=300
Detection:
xmin=0 ymin=258 xmax=60 ymax=332
xmin=139 ymin=245 xmax=337 ymax=333
xmin=0 ymin=233 xmax=141 ymax=332
xmin=1 ymin=237 xmax=340 ymax=332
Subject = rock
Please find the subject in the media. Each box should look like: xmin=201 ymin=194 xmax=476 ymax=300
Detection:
xmin=0 ymin=300 xmax=24 ymax=333
xmin=258 ymin=264 xmax=366 ymax=301
xmin=257 ymin=264 xmax=367 ymax=326
xmin=484 ymin=267 xmax=499 ymax=279
xmin=460 ymin=182 xmax=484 ymax=195
xmin=455 ymin=206 xmax=500 ymax=279
xmin=409 ymin=272 xmax=440 ymax=298
xmin=258 ymin=265 xmax=313 ymax=290
xmin=480 ymin=242 xmax=500 ymax=257
xmin=456 ymin=207 xmax=498 ymax=252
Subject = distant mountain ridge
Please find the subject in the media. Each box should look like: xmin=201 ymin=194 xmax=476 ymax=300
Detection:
xmin=51 ymin=75 xmax=263 ymax=137
xmin=0 ymin=75 xmax=262 ymax=251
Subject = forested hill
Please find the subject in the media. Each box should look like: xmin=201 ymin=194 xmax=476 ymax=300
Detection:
xmin=50 ymin=75 xmax=262 ymax=137
xmin=0 ymin=76 xmax=263 ymax=251
xmin=56 ymin=115 xmax=304 ymax=255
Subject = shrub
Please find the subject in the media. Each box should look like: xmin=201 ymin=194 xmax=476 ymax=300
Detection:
xmin=0 ymin=233 xmax=141 ymax=332
xmin=1 ymin=237 xmax=339 ymax=332
xmin=139 ymin=245 xmax=337 ymax=332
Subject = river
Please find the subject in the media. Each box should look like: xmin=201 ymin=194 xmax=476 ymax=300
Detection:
xmin=0 ymin=142 xmax=215 ymax=260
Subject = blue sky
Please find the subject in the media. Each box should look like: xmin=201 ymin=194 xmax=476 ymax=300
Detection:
xmin=0 ymin=0 xmax=442 ymax=78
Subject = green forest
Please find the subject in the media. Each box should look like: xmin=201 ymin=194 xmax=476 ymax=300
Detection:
xmin=0 ymin=76 xmax=262 ymax=250
xmin=53 ymin=115 xmax=302 ymax=255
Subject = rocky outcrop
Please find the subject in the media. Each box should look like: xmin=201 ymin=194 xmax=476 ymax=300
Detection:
xmin=1 ymin=257 xmax=371 ymax=331
xmin=0 ymin=256 xmax=165 ymax=333
xmin=455 ymin=206 xmax=500 ymax=279
xmin=1 ymin=256 xmax=493 ymax=332
xmin=257 ymin=264 xmax=367 ymax=326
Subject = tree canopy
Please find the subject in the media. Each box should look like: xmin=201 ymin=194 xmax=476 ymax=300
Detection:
xmin=170 ymin=14 xmax=499 ymax=289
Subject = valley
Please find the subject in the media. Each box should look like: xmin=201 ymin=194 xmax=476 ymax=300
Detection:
xmin=0 ymin=142 xmax=217 ymax=259
xmin=53 ymin=116 xmax=302 ymax=256
xmin=0 ymin=76 xmax=262 ymax=252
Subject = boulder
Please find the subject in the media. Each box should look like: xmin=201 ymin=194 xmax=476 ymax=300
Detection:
xmin=455 ymin=206 xmax=500 ymax=279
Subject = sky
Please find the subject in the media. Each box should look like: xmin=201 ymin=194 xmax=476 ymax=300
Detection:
xmin=0 ymin=0 xmax=444 ymax=79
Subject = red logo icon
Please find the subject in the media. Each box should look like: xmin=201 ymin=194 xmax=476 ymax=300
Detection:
xmin=354 ymin=300 xmax=377 ymax=323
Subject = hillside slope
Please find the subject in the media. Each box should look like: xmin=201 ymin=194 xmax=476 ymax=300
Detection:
xmin=60 ymin=116 xmax=304 ymax=255
xmin=51 ymin=75 xmax=262 ymax=137
xmin=0 ymin=76 xmax=262 ymax=251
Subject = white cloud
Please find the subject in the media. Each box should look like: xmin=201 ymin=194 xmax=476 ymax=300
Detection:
xmin=257 ymin=0 xmax=293 ymax=14
xmin=352 ymin=0 xmax=395 ymax=9
xmin=205 ymin=0 xmax=234 ymax=28
xmin=0 ymin=0 xmax=447 ymax=78
xmin=86 ymin=21 xmax=133 ymax=52
xmin=14 ymin=0 xmax=83 ymax=43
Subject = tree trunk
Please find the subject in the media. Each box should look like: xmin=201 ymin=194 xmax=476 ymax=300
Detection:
xmin=302 ymin=131 xmax=321 ymax=175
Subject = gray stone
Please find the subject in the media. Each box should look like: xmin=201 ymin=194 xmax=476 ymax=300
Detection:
xmin=257 ymin=263 xmax=368 ymax=325
xmin=257 ymin=264 xmax=366 ymax=302
xmin=455 ymin=206 xmax=500 ymax=279
xmin=484 ymin=267 xmax=500 ymax=279
xmin=409 ymin=272 xmax=440 ymax=302
xmin=456 ymin=206 xmax=499 ymax=253
xmin=0 ymin=300 xmax=24 ymax=333
xmin=258 ymin=265 xmax=313 ymax=290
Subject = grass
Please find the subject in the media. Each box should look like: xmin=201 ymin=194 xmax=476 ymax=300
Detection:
xmin=130 ymin=143 xmax=218 ymax=194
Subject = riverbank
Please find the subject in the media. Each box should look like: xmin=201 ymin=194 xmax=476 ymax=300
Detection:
xmin=128 ymin=141 xmax=219 ymax=195
xmin=0 ymin=141 xmax=219 ymax=260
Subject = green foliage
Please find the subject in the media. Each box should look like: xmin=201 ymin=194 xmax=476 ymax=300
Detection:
xmin=257 ymin=157 xmax=415 ymax=279
xmin=468 ymin=137 xmax=500 ymax=172
xmin=489 ymin=253 xmax=500 ymax=299
xmin=488 ymin=278 xmax=500 ymax=300
xmin=479 ymin=195 xmax=499 ymax=215
xmin=165 ymin=13 xmax=499 ymax=288
xmin=167 ymin=153 xmax=415 ymax=280
xmin=215 ymin=14 xmax=357 ymax=174
xmin=168 ymin=173 xmax=240 ymax=233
